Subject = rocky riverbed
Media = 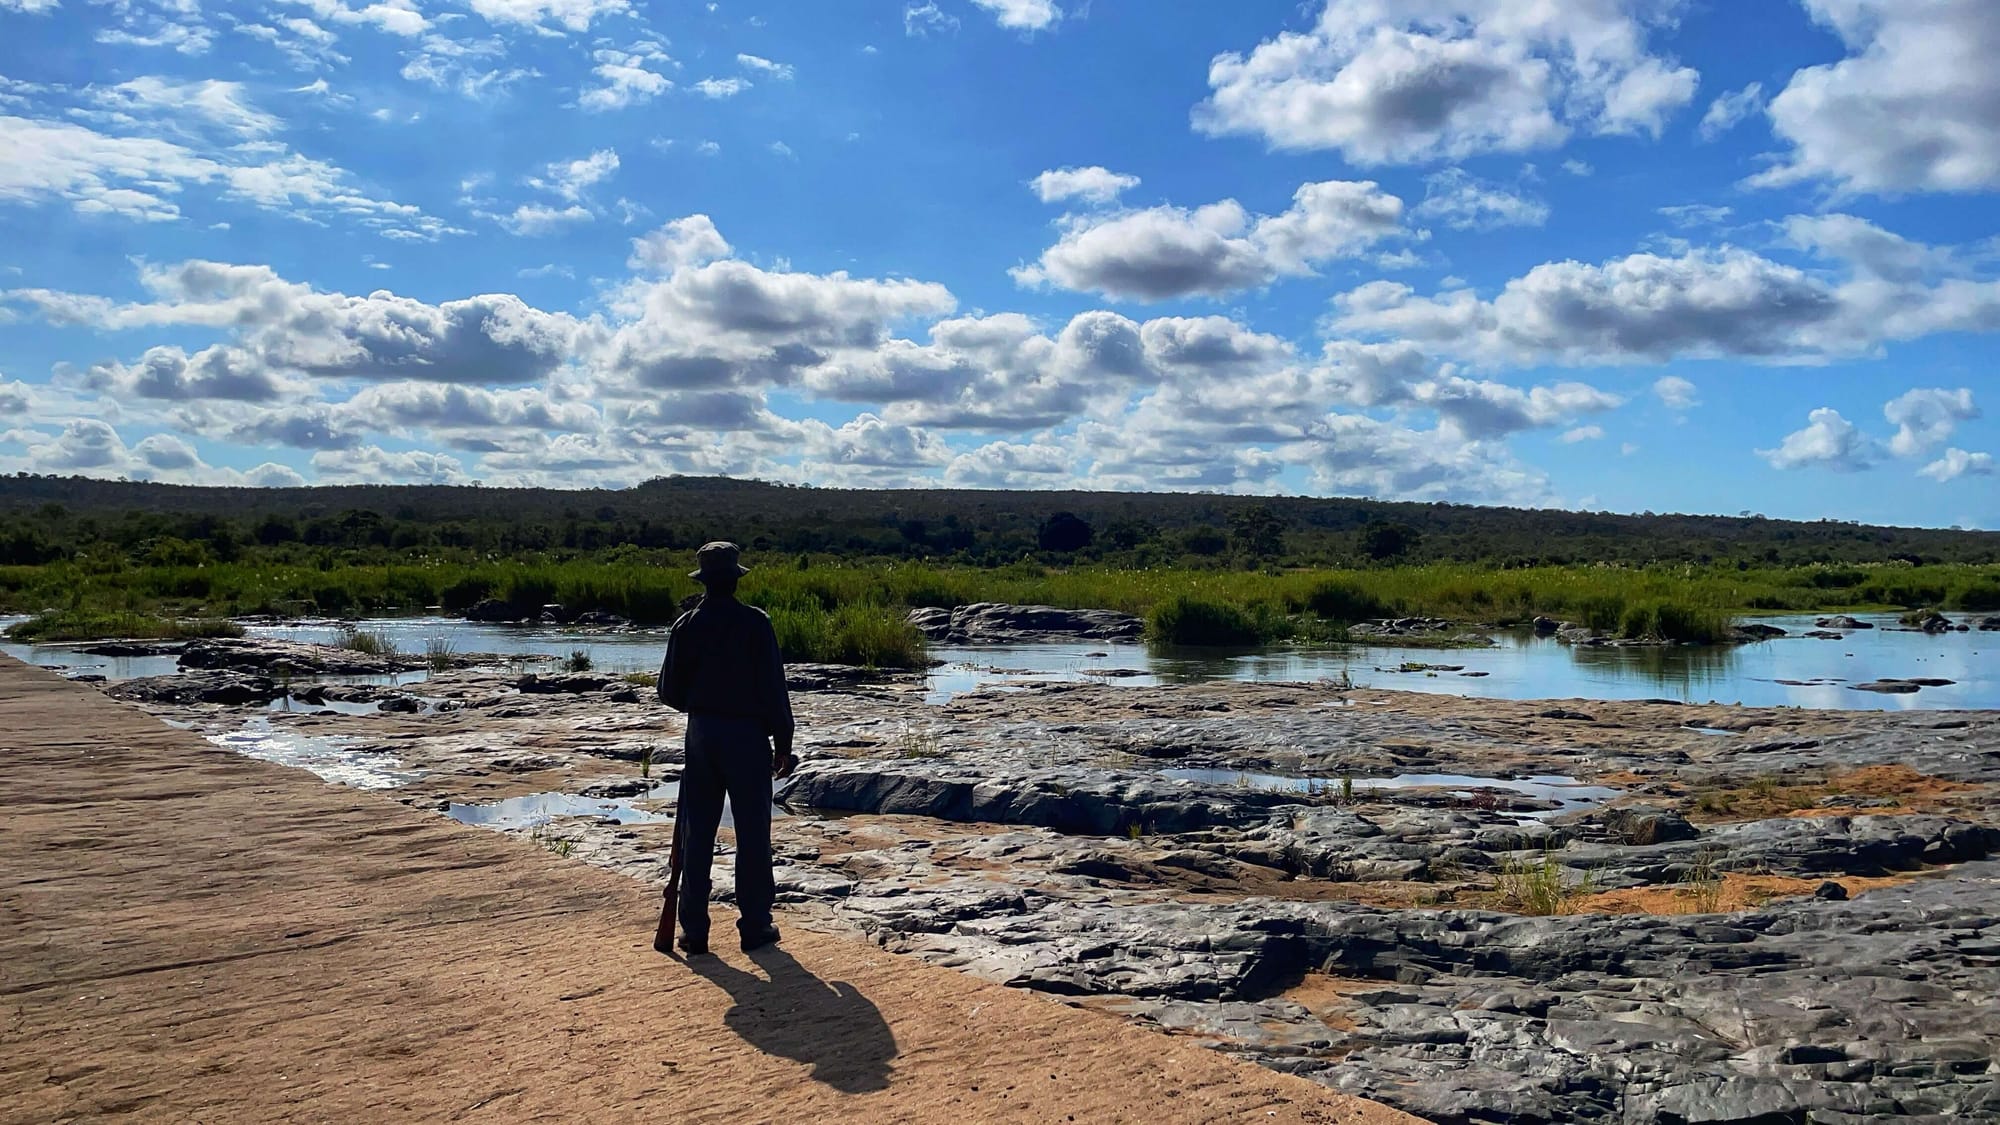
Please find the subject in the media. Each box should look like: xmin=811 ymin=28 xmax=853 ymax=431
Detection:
xmin=85 ymin=638 xmax=2000 ymax=1124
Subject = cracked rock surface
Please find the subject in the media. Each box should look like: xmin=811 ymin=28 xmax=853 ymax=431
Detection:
xmin=97 ymin=650 xmax=2000 ymax=1125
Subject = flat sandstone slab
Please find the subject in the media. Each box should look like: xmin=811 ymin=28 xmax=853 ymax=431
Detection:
xmin=0 ymin=658 xmax=1416 ymax=1125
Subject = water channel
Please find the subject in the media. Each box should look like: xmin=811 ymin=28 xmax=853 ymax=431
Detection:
xmin=3 ymin=611 xmax=1993 ymax=710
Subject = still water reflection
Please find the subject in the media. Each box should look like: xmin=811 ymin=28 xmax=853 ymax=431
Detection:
xmin=926 ymin=613 xmax=1995 ymax=710
xmin=4 ymin=612 xmax=1992 ymax=711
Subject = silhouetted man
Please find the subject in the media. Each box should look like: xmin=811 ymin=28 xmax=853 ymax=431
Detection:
xmin=657 ymin=541 xmax=796 ymax=955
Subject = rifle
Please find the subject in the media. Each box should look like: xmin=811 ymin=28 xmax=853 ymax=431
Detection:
xmin=652 ymin=810 xmax=684 ymax=954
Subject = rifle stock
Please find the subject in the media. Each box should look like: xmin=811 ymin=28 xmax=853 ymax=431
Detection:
xmin=652 ymin=812 xmax=684 ymax=953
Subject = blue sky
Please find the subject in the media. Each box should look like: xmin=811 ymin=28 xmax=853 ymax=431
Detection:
xmin=0 ymin=0 xmax=1995 ymax=528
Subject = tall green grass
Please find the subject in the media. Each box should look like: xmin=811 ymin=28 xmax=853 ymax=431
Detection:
xmin=6 ymin=554 xmax=1998 ymax=652
xmin=1146 ymin=595 xmax=1266 ymax=646
xmin=767 ymin=603 xmax=928 ymax=667
xmin=4 ymin=611 xmax=244 ymax=643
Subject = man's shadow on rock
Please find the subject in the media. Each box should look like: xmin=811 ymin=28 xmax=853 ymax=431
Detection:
xmin=686 ymin=944 xmax=897 ymax=1094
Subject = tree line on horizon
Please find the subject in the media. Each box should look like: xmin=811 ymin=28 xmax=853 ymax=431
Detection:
xmin=1 ymin=472 xmax=1996 ymax=571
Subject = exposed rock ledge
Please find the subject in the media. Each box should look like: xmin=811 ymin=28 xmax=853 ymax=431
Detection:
xmin=907 ymin=603 xmax=1144 ymax=645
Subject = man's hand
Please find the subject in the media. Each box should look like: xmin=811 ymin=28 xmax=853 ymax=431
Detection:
xmin=773 ymin=736 xmax=798 ymax=779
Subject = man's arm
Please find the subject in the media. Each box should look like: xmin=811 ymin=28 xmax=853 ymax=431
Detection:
xmin=658 ymin=618 xmax=692 ymax=713
xmin=757 ymin=614 xmax=797 ymax=776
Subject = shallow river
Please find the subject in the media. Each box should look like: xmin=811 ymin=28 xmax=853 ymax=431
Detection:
xmin=2 ymin=611 xmax=1993 ymax=710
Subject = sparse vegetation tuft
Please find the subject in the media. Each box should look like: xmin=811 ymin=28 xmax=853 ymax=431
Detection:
xmin=529 ymin=824 xmax=574 ymax=858
xmin=1497 ymin=848 xmax=1596 ymax=916
xmin=1678 ymin=849 xmax=1727 ymax=914
xmin=338 ymin=626 xmax=397 ymax=657
xmin=895 ymin=725 xmax=947 ymax=759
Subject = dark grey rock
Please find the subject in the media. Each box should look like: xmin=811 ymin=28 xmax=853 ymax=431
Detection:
xmin=837 ymin=866 xmax=2000 ymax=1125
xmin=179 ymin=637 xmax=423 ymax=676
xmin=109 ymin=671 xmax=286 ymax=706
xmin=784 ymin=663 xmax=912 ymax=691
xmin=463 ymin=598 xmax=531 ymax=623
xmin=1594 ymin=805 xmax=1701 ymax=845
xmin=79 ymin=640 xmax=185 ymax=656
xmin=906 ymin=603 xmax=1143 ymax=645
xmin=515 ymin=673 xmax=615 ymax=694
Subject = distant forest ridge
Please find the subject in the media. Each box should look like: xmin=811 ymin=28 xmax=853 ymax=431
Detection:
xmin=2 ymin=474 xmax=1996 ymax=568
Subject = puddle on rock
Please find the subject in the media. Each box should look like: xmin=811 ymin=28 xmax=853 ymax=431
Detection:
xmin=205 ymin=717 xmax=420 ymax=789
xmin=267 ymin=696 xmax=383 ymax=716
xmin=446 ymin=781 xmax=783 ymax=831
xmin=446 ymin=791 xmax=669 ymax=828
xmin=1158 ymin=767 xmax=1622 ymax=816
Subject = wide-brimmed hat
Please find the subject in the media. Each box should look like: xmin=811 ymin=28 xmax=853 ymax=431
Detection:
xmin=689 ymin=541 xmax=750 ymax=581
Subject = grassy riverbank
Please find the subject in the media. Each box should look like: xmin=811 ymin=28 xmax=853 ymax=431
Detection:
xmin=5 ymin=555 xmax=1997 ymax=653
xmin=3 ymin=611 xmax=244 ymax=644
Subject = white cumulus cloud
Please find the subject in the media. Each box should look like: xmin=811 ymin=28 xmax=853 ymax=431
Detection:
xmin=1652 ymin=375 xmax=1698 ymax=410
xmin=693 ymin=77 xmax=747 ymax=99
xmin=1030 ymin=166 xmax=1139 ymax=205
xmin=580 ymin=48 xmax=672 ymax=111
xmin=1760 ymin=407 xmax=1878 ymax=471
xmin=1757 ymin=0 xmax=2000 ymax=194
xmin=1697 ymin=81 xmax=1765 ymax=141
xmin=736 ymin=53 xmax=793 ymax=79
xmin=1015 ymin=180 xmax=1408 ymax=300
xmin=1412 ymin=168 xmax=1548 ymax=230
xmin=971 ymin=0 xmax=1060 ymax=31
xmin=1918 ymin=448 xmax=1995 ymax=482
xmin=1194 ymin=0 xmax=1698 ymax=165
xmin=1884 ymin=387 xmax=1979 ymax=458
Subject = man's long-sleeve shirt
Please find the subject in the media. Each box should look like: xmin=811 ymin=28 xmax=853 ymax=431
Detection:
xmin=658 ymin=595 xmax=795 ymax=743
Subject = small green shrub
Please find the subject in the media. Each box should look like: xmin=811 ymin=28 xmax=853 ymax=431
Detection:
xmin=1298 ymin=579 xmax=1394 ymax=624
xmin=1616 ymin=599 xmax=1734 ymax=644
xmin=1807 ymin=568 xmax=1867 ymax=590
xmin=1948 ymin=580 xmax=2000 ymax=612
xmin=564 ymin=649 xmax=594 ymax=672
xmin=1858 ymin=576 xmax=1949 ymax=608
xmin=1147 ymin=594 xmax=1262 ymax=646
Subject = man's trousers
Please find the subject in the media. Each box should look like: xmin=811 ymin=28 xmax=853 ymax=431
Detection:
xmin=675 ymin=713 xmax=775 ymax=944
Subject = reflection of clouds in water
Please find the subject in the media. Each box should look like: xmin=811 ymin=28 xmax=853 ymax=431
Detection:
xmin=243 ymin=616 xmax=672 ymax=675
xmin=10 ymin=611 xmax=1985 ymax=711
xmin=925 ymin=613 xmax=1994 ymax=710
xmin=205 ymin=717 xmax=420 ymax=789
